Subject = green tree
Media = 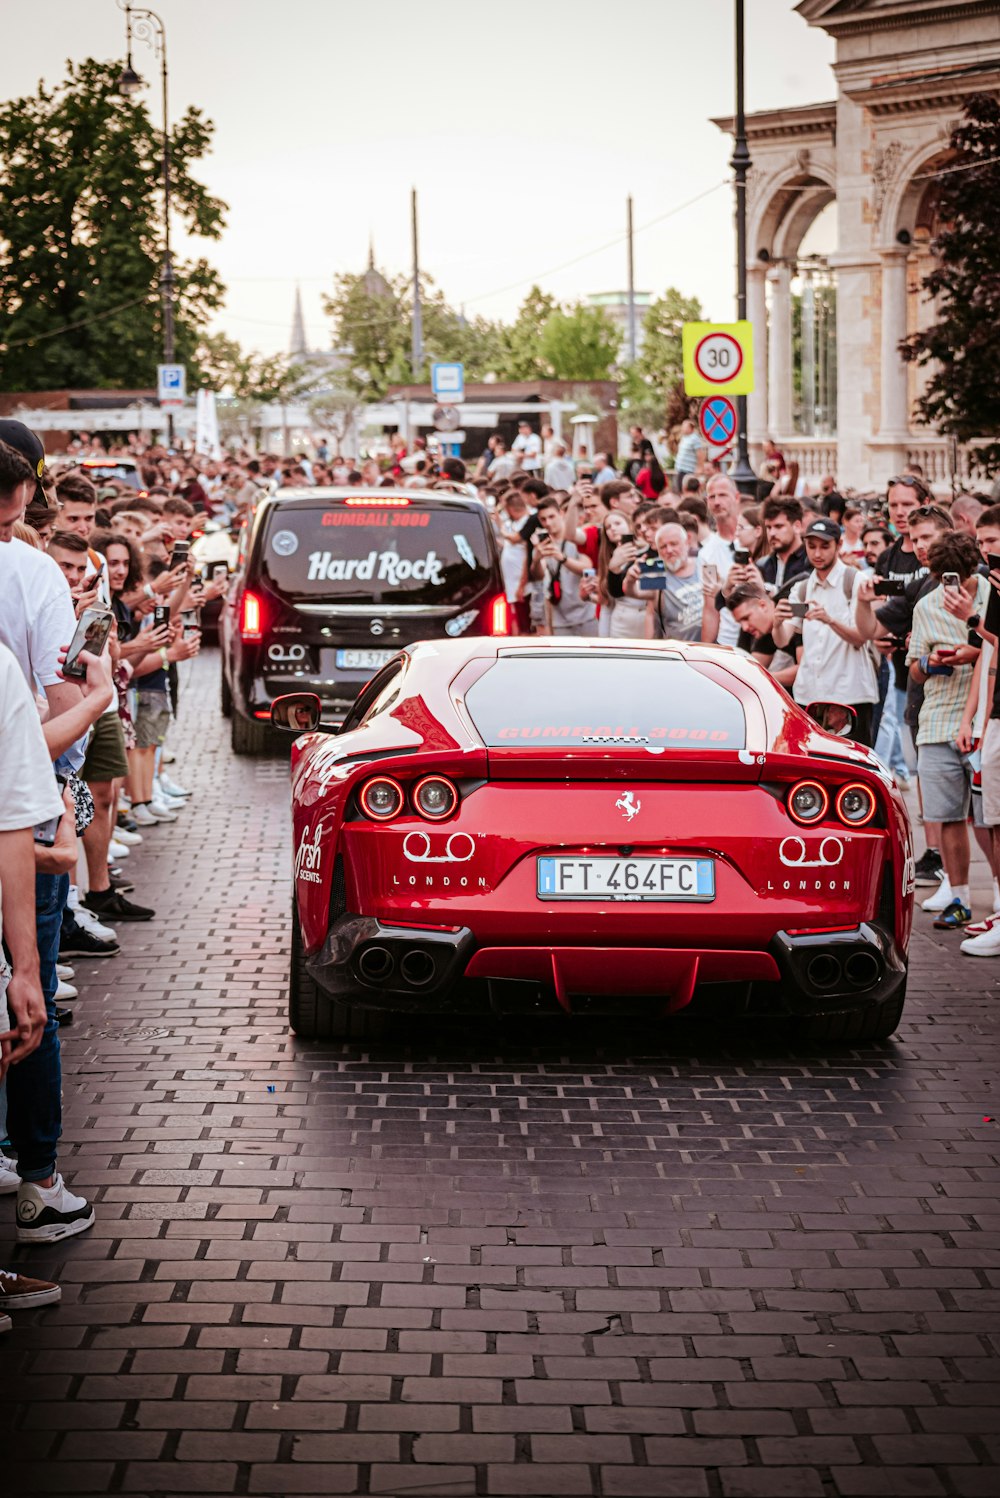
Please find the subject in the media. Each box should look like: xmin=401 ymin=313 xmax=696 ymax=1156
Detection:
xmin=324 ymin=265 xmax=507 ymax=394
xmin=497 ymin=287 xmax=559 ymax=379
xmin=0 ymin=57 xmax=226 ymax=391
xmin=620 ymin=286 xmax=704 ymax=440
xmin=901 ymin=93 xmax=1000 ymax=473
xmin=322 ymin=266 xmax=409 ymax=399
xmin=537 ymin=304 xmax=620 ymax=380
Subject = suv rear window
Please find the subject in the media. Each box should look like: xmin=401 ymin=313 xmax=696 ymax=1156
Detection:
xmin=465 ymin=656 xmax=746 ymax=748
xmin=258 ymin=502 xmax=494 ymax=606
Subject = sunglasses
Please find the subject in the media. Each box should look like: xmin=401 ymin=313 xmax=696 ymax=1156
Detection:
xmin=887 ymin=475 xmax=931 ymax=498
xmin=908 ymin=505 xmax=952 ymax=526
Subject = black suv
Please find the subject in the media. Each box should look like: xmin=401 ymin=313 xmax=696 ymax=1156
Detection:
xmin=220 ymin=487 xmax=509 ymax=754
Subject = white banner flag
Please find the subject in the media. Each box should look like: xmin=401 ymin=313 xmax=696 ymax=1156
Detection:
xmin=194 ymin=388 xmax=222 ymax=460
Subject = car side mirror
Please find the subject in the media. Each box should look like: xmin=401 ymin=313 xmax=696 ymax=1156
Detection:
xmin=807 ymin=700 xmax=857 ymax=737
xmin=270 ymin=692 xmax=330 ymax=735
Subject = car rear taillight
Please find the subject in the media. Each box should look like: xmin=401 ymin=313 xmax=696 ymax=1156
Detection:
xmin=787 ymin=780 xmax=829 ymax=825
xmin=240 ymin=591 xmax=263 ymax=643
xmin=413 ymin=776 xmax=458 ymax=820
xmin=836 ymin=783 xmax=877 ymax=826
xmin=359 ymin=776 xmax=404 ymax=821
xmin=489 ymin=594 xmax=510 ymax=636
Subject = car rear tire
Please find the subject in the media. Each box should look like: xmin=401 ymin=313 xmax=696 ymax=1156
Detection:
xmin=220 ymin=666 xmax=232 ymax=719
xmin=794 ymin=987 xmax=905 ymax=1048
xmin=231 ymin=710 xmax=269 ymax=756
xmin=289 ymin=904 xmax=388 ymax=1042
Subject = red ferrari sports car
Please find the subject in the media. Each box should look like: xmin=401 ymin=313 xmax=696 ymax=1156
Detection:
xmin=274 ymin=638 xmax=913 ymax=1045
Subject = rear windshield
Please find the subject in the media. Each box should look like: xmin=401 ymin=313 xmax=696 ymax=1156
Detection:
xmin=258 ymin=502 xmax=495 ymax=606
xmin=465 ymin=656 xmax=746 ymax=749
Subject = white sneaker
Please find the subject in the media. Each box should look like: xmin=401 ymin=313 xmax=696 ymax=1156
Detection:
xmin=16 ymin=1174 xmax=95 ymax=1245
xmin=158 ymin=773 xmax=190 ymax=798
xmin=56 ymin=964 xmax=75 ymax=982
xmin=148 ymin=799 xmax=178 ymax=822
xmin=55 ymin=978 xmax=78 ymax=1002
xmin=131 ymin=803 xmax=160 ymax=828
xmin=161 ymin=748 xmax=176 ymax=764
xmin=74 ymin=904 xmax=118 ymax=942
xmin=108 ymin=838 xmax=130 ymax=861
xmin=154 ymin=784 xmax=186 ymax=807
xmin=0 ymin=1156 xmax=20 ymax=1196
xmin=113 ymin=826 xmax=143 ymax=846
xmin=961 ymin=922 xmax=1000 ymax=956
xmin=922 ymin=882 xmax=955 ymax=912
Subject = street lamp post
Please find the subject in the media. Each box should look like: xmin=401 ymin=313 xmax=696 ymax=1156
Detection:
xmin=730 ymin=0 xmax=756 ymax=496
xmin=117 ymin=0 xmax=176 ymax=447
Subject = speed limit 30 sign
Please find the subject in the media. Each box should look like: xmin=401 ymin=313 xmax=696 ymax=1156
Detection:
xmin=681 ymin=321 xmax=754 ymax=396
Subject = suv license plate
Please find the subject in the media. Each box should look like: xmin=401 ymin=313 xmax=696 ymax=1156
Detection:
xmin=537 ymin=856 xmax=715 ymax=902
xmin=335 ymin=649 xmax=396 ymax=670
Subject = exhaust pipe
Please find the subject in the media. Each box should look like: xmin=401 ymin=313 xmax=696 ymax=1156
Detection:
xmin=399 ymin=948 xmax=437 ymax=989
xmin=806 ymin=953 xmax=841 ymax=989
xmin=357 ymin=945 xmax=394 ymax=984
xmin=844 ymin=951 xmax=880 ymax=989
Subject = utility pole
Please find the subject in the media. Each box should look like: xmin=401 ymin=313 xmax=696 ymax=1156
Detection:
xmin=626 ymin=195 xmax=637 ymax=364
xmin=730 ymin=0 xmax=757 ymax=495
xmin=411 ymin=188 xmax=423 ymax=381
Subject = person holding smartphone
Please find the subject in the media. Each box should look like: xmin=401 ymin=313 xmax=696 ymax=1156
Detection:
xmin=906 ymin=531 xmax=990 ymax=932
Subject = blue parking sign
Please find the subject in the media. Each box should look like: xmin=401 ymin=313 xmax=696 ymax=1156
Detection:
xmin=157 ymin=363 xmax=186 ymax=405
xmin=431 ymin=362 xmax=464 ymax=404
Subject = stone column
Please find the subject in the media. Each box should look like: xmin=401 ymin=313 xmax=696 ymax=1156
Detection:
xmin=747 ymin=265 xmax=768 ymax=451
xmin=879 ymin=248 xmax=910 ymax=438
xmin=766 ymin=262 xmax=793 ymax=439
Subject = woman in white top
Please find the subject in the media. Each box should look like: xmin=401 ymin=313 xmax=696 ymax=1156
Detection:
xmin=599 ymin=510 xmax=646 ymax=639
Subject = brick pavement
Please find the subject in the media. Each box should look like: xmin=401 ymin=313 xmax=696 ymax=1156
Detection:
xmin=2 ymin=650 xmax=999 ymax=1498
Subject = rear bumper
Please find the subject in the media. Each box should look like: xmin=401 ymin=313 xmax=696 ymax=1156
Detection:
xmin=304 ymin=913 xmax=905 ymax=1018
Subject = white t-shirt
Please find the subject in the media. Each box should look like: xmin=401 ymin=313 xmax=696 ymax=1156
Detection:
xmin=544 ymin=457 xmax=577 ymax=490
xmin=699 ymin=531 xmax=739 ymax=648
xmin=0 ymin=643 xmax=63 ymax=834
xmin=512 ymin=433 xmax=542 ymax=472
xmin=0 ymin=538 xmax=77 ymax=691
xmin=790 ymin=562 xmax=879 ymax=707
xmin=500 ymin=514 xmax=532 ymax=602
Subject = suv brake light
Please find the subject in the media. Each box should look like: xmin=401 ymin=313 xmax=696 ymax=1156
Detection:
xmin=489 ymin=594 xmax=510 ymax=636
xmin=345 ymin=495 xmax=410 ymax=507
xmin=240 ymin=591 xmax=263 ymax=642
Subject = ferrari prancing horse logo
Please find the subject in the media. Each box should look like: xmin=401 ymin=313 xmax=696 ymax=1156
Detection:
xmin=615 ymin=791 xmax=641 ymax=823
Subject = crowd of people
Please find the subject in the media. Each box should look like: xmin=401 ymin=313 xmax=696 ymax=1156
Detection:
xmin=3 ymin=411 xmax=1000 ymax=1334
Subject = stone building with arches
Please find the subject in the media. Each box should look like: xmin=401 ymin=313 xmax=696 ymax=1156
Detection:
xmin=713 ymin=0 xmax=1000 ymax=491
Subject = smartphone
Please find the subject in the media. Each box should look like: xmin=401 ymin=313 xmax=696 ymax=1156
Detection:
xmin=168 ymin=541 xmax=191 ymax=570
xmin=733 ymin=547 xmax=751 ymax=565
xmin=637 ymin=558 xmax=667 ymax=591
xmin=206 ymin=561 xmax=229 ymax=582
xmin=179 ymin=608 xmax=201 ymax=640
xmin=62 ymin=607 xmax=114 ymax=680
xmin=789 ymin=600 xmax=809 ymax=620
xmin=619 ymin=533 xmax=635 ymax=546
xmin=942 ymin=572 xmax=960 ymax=590
xmin=153 ymin=603 xmax=170 ymax=630
xmin=34 ymin=774 xmax=68 ymax=846
xmin=702 ymin=563 xmax=719 ymax=588
xmin=987 ymin=554 xmax=1000 ymax=574
xmin=874 ymin=578 xmax=906 ymax=597
xmin=582 ymin=568 xmax=596 ymax=580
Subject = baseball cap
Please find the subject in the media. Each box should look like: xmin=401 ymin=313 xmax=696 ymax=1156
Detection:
xmin=0 ymin=418 xmax=46 ymax=504
xmin=804 ymin=517 xmax=842 ymax=543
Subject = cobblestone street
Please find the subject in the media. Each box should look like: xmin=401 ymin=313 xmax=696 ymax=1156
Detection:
xmin=2 ymin=650 xmax=999 ymax=1498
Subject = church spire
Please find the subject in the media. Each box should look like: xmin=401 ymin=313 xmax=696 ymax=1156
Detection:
xmin=289 ymin=283 xmax=307 ymax=357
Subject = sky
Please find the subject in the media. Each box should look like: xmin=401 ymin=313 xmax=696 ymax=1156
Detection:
xmin=2 ymin=1 xmax=836 ymax=357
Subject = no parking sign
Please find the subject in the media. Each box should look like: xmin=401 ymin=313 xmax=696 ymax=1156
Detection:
xmin=698 ymin=396 xmax=738 ymax=449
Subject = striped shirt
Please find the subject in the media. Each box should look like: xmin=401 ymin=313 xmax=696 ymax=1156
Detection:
xmin=906 ymin=577 xmax=989 ymax=746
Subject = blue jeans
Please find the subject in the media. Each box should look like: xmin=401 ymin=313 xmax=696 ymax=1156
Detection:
xmin=4 ymin=872 xmax=67 ymax=1182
